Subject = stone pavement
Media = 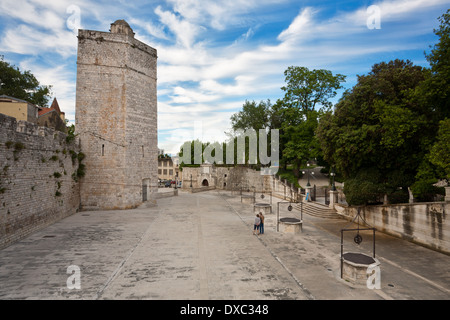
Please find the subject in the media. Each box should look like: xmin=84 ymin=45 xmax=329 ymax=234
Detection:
xmin=0 ymin=190 xmax=448 ymax=301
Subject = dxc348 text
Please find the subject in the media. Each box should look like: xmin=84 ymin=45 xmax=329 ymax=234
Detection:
xmin=224 ymin=304 xmax=269 ymax=315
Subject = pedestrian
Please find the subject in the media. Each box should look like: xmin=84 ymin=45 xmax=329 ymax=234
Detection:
xmin=259 ymin=211 xmax=265 ymax=234
xmin=253 ymin=214 xmax=261 ymax=235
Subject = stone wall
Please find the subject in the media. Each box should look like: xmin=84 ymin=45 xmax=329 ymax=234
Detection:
xmin=0 ymin=113 xmax=81 ymax=249
xmin=335 ymin=202 xmax=450 ymax=254
xmin=181 ymin=165 xmax=275 ymax=192
xmin=75 ymin=22 xmax=158 ymax=210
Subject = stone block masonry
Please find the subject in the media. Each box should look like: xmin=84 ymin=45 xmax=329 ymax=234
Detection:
xmin=335 ymin=202 xmax=450 ymax=255
xmin=0 ymin=113 xmax=81 ymax=249
xmin=75 ymin=20 xmax=158 ymax=210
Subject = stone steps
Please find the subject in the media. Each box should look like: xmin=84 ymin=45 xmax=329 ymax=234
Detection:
xmin=293 ymin=202 xmax=342 ymax=219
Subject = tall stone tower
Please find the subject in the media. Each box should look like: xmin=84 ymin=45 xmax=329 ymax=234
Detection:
xmin=75 ymin=20 xmax=157 ymax=210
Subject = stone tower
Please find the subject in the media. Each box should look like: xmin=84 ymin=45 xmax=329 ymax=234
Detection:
xmin=75 ymin=20 xmax=157 ymax=210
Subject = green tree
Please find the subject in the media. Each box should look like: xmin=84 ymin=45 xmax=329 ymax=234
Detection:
xmin=280 ymin=109 xmax=322 ymax=177
xmin=317 ymin=59 xmax=431 ymax=204
xmin=409 ymin=10 xmax=450 ymax=197
xmin=275 ymin=66 xmax=346 ymax=177
xmin=418 ymin=9 xmax=450 ymax=121
xmin=0 ymin=56 xmax=52 ymax=107
xmin=428 ymin=118 xmax=450 ymax=181
xmin=281 ymin=66 xmax=346 ymax=112
xmin=229 ymin=99 xmax=273 ymax=167
xmin=230 ymin=99 xmax=271 ymax=131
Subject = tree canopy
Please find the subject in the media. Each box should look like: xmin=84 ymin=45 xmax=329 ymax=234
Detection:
xmin=0 ymin=56 xmax=52 ymax=108
xmin=230 ymin=99 xmax=271 ymax=131
xmin=316 ymin=59 xmax=436 ymax=204
xmin=316 ymin=10 xmax=450 ymax=204
xmin=281 ymin=66 xmax=346 ymax=112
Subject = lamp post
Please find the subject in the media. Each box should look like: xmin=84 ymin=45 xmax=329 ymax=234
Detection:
xmin=331 ymin=166 xmax=336 ymax=191
xmin=306 ymin=163 xmax=311 ymax=187
xmin=302 ymin=162 xmax=314 ymax=202
xmin=302 ymin=163 xmax=314 ymax=187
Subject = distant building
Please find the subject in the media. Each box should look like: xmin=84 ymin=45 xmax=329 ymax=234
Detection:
xmin=0 ymin=95 xmax=67 ymax=132
xmin=37 ymin=98 xmax=67 ymax=132
xmin=0 ymin=95 xmax=39 ymax=123
xmin=158 ymin=157 xmax=179 ymax=182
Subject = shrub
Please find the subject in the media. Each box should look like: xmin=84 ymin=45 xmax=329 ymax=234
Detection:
xmin=344 ymin=178 xmax=385 ymax=206
xmin=411 ymin=179 xmax=445 ymax=202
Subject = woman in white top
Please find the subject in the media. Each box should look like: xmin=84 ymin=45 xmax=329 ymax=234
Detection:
xmin=253 ymin=214 xmax=261 ymax=235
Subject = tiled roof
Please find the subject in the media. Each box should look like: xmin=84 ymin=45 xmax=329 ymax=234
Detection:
xmin=38 ymin=98 xmax=64 ymax=117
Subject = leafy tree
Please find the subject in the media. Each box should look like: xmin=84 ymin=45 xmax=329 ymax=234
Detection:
xmin=275 ymin=66 xmax=346 ymax=177
xmin=317 ymin=59 xmax=431 ymax=204
xmin=230 ymin=100 xmax=271 ymax=131
xmin=344 ymin=168 xmax=386 ymax=206
xmin=279 ymin=109 xmax=322 ymax=177
xmin=281 ymin=66 xmax=346 ymax=112
xmin=418 ymin=9 xmax=450 ymax=121
xmin=0 ymin=56 xmax=52 ymax=107
xmin=408 ymin=10 xmax=450 ymax=197
xmin=429 ymin=118 xmax=450 ymax=181
xmin=229 ymin=99 xmax=274 ymax=166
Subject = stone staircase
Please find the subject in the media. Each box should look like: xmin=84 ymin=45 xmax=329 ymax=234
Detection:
xmin=293 ymin=201 xmax=342 ymax=219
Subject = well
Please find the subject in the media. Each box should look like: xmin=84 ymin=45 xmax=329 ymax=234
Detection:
xmin=278 ymin=217 xmax=302 ymax=234
xmin=341 ymin=252 xmax=380 ymax=286
xmin=253 ymin=202 xmax=272 ymax=214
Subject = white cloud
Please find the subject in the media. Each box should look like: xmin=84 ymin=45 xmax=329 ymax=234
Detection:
xmin=1 ymin=24 xmax=77 ymax=57
xmin=154 ymin=5 xmax=203 ymax=48
xmin=166 ymin=0 xmax=292 ymax=30
xmin=277 ymin=7 xmax=314 ymax=42
xmin=129 ymin=17 xmax=169 ymax=40
xmin=170 ymin=86 xmax=219 ymax=104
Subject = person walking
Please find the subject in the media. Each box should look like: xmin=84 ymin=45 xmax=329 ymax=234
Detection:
xmin=259 ymin=212 xmax=265 ymax=234
xmin=253 ymin=214 xmax=261 ymax=235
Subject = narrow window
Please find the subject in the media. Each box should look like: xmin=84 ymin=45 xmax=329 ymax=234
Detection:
xmin=102 ymin=144 xmax=105 ymax=156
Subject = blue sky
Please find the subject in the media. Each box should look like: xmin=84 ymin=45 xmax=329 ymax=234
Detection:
xmin=1 ymin=0 xmax=449 ymax=154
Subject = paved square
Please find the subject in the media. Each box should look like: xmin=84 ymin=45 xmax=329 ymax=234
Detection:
xmin=0 ymin=190 xmax=448 ymax=300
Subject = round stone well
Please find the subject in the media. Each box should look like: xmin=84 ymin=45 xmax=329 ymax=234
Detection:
xmin=253 ymin=202 xmax=272 ymax=214
xmin=278 ymin=217 xmax=302 ymax=234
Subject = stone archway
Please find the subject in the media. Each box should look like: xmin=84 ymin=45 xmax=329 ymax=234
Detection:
xmin=202 ymin=179 xmax=209 ymax=187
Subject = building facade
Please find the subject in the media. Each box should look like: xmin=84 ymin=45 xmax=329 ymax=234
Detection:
xmin=75 ymin=20 xmax=158 ymax=210
xmin=0 ymin=95 xmax=39 ymax=123
xmin=157 ymin=157 xmax=180 ymax=183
